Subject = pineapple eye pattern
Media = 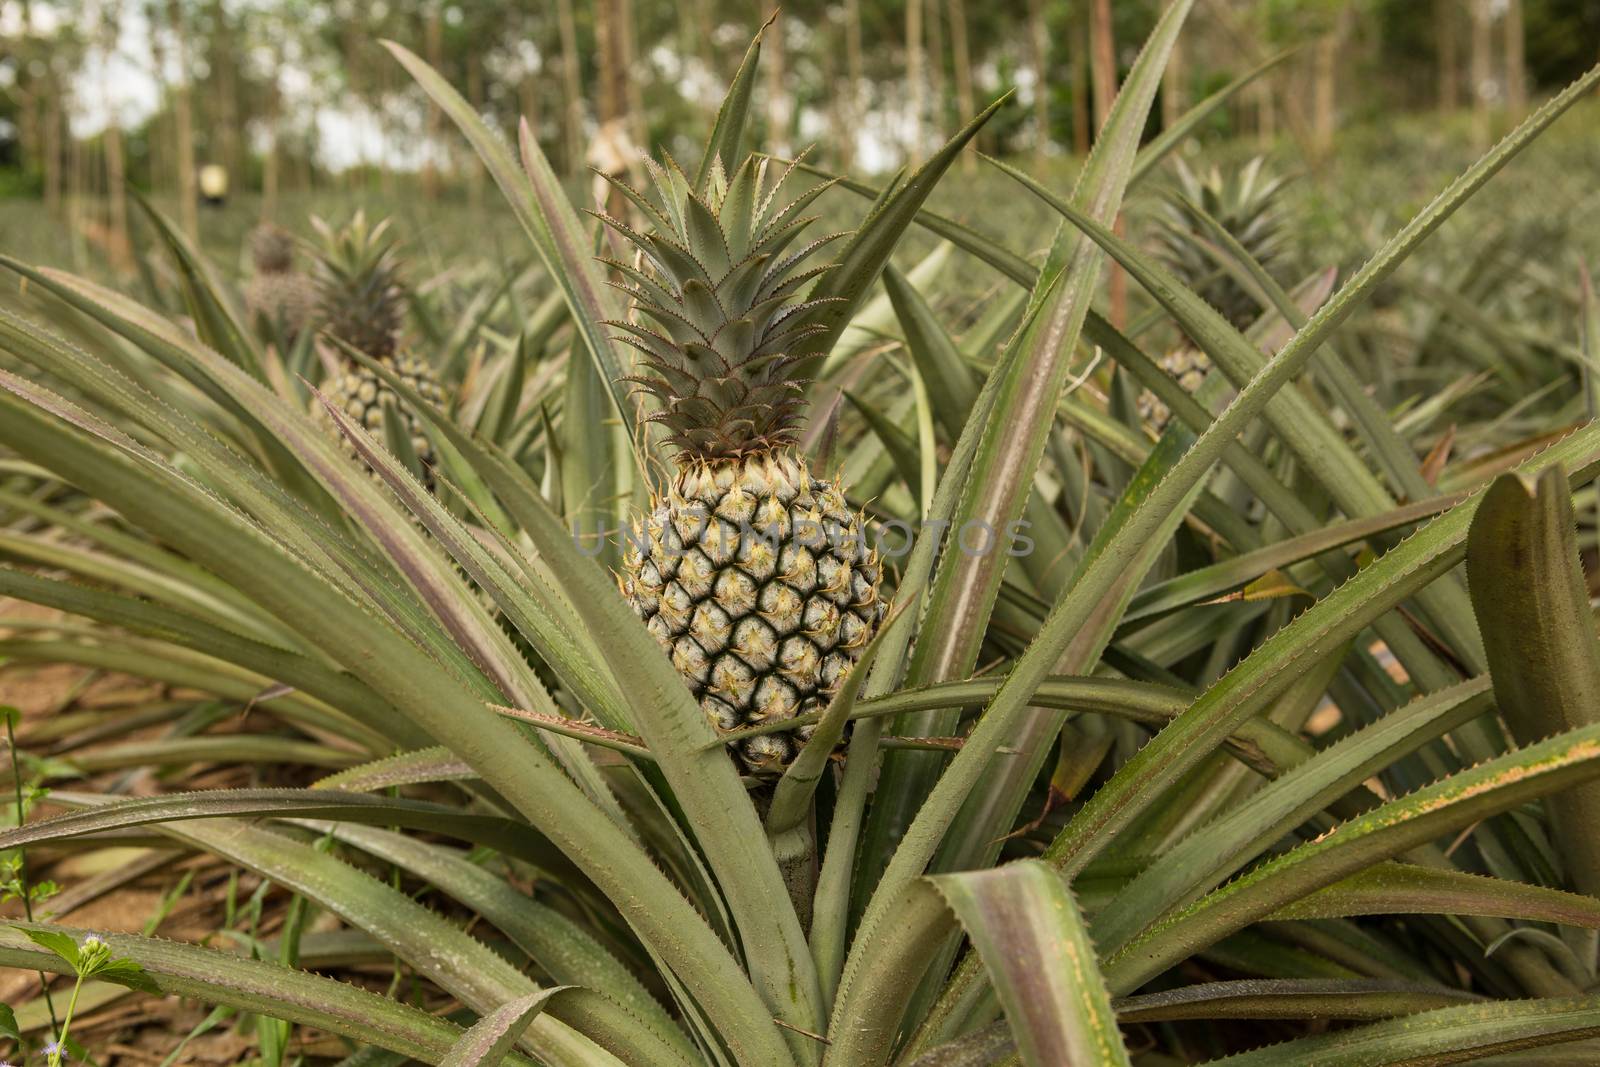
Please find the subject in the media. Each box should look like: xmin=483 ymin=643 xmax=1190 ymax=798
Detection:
xmin=622 ymin=456 xmax=884 ymax=776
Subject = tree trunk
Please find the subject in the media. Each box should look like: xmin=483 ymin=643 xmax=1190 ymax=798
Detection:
xmin=100 ymin=1 xmax=130 ymax=272
xmin=597 ymin=0 xmax=626 ymax=126
xmin=1070 ymin=16 xmax=1089 ymax=156
xmin=423 ymin=4 xmax=444 ymax=198
xmin=260 ymin=28 xmax=283 ymax=220
xmin=339 ymin=16 xmax=360 ymax=191
xmin=620 ymin=0 xmax=646 ymax=148
xmin=1436 ymin=0 xmax=1460 ymax=110
xmin=466 ymin=52 xmax=486 ymax=213
xmin=1089 ymin=0 xmax=1122 ymax=325
xmin=927 ymin=0 xmax=945 ymax=135
xmin=596 ymin=0 xmax=632 ymax=215
xmin=906 ymin=0 xmax=924 ymax=163
xmin=840 ymin=0 xmax=864 ymax=171
xmin=557 ymin=0 xmax=584 ymax=178
xmin=1504 ymin=0 xmax=1526 ymax=117
xmin=1089 ymin=0 xmax=1116 ymax=132
xmin=1311 ymin=31 xmax=1338 ymax=158
xmin=1471 ymin=0 xmax=1495 ymax=149
xmin=519 ymin=68 xmax=541 ymax=153
xmin=165 ymin=0 xmax=199 ymax=239
xmin=1027 ymin=0 xmax=1050 ymax=160
xmin=69 ymin=117 xmax=85 ymax=262
xmin=42 ymin=67 xmax=62 ymax=217
xmin=1162 ymin=28 xmax=1186 ymax=129
xmin=946 ymin=0 xmax=976 ymax=171
xmin=209 ymin=0 xmax=239 ymax=179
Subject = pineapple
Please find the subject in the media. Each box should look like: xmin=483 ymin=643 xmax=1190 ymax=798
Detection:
xmin=243 ymin=224 xmax=318 ymax=344
xmin=604 ymin=156 xmax=885 ymax=776
xmin=1138 ymin=157 xmax=1292 ymax=431
xmin=309 ymin=213 xmax=444 ymax=482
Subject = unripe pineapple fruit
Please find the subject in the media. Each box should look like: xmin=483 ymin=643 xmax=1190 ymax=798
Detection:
xmin=323 ymin=353 xmax=446 ymax=468
xmin=244 ymin=224 xmax=318 ymax=344
xmin=309 ymin=213 xmax=444 ymax=483
xmin=604 ymin=155 xmax=885 ymax=776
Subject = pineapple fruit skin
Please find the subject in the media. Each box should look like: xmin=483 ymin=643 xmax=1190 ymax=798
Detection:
xmin=245 ymin=224 xmax=318 ymax=343
xmin=245 ymin=271 xmax=319 ymax=342
xmin=621 ymin=451 xmax=884 ymax=776
xmin=315 ymin=353 xmax=445 ymax=486
xmin=1137 ymin=342 xmax=1212 ymax=432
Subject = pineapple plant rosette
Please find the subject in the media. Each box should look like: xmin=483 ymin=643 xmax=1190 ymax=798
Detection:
xmin=8 ymin=6 xmax=1600 ymax=1066
xmin=242 ymin=223 xmax=318 ymax=344
xmin=603 ymin=155 xmax=886 ymax=775
xmin=310 ymin=211 xmax=447 ymax=483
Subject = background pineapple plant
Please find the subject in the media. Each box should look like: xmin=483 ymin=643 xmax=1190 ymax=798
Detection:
xmin=309 ymin=211 xmax=446 ymax=484
xmin=605 ymin=155 xmax=885 ymax=776
xmin=7 ymin=6 xmax=1600 ymax=1066
xmin=242 ymin=223 xmax=319 ymax=344
xmin=1137 ymin=156 xmax=1294 ymax=431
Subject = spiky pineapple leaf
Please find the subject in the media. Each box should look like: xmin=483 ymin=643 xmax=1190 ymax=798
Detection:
xmin=313 ymin=746 xmax=475 ymax=791
xmin=1195 ymin=995 xmax=1600 ymax=1066
xmin=0 ymin=568 xmax=405 ymax=749
xmin=0 ymin=364 xmax=789 ymax=1067
xmin=798 ymin=93 xmax=1009 ymax=367
xmin=321 ymin=824 xmax=687 ymax=1057
xmin=351 ymin=351 xmax=825 ymax=1060
xmin=0 ymin=788 xmax=573 ymax=872
xmin=1035 ymin=58 xmax=1600 ymax=880
xmin=1268 ymin=863 xmax=1600 ymax=928
xmin=1128 ymin=49 xmax=1297 ymax=186
xmin=440 ymin=991 xmax=569 ymax=1067
xmin=1468 ymin=466 xmax=1600 ymax=896
xmin=129 ymin=189 xmax=267 ymax=383
xmin=836 ymin=1 xmax=1198 ymax=1045
xmin=1093 ymin=677 xmax=1495 ymax=954
xmin=382 ymin=40 xmax=661 ymax=479
xmin=930 ymin=862 xmax=1131 ymax=1067
xmin=693 ymin=11 xmax=774 ymax=193
xmin=0 ymin=924 xmax=530 ymax=1065
xmin=1115 ymin=979 xmax=1478 ymax=1024
xmin=53 ymin=794 xmax=672 ymax=1067
xmin=1105 ymin=720 xmax=1600 ymax=994
xmin=988 ymin=152 xmax=1490 ymax=680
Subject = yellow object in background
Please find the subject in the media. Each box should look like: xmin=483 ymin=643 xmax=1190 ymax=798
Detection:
xmin=199 ymin=164 xmax=229 ymax=203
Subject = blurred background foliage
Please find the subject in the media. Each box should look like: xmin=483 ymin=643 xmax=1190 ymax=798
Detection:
xmin=2 ymin=0 xmax=1598 ymax=272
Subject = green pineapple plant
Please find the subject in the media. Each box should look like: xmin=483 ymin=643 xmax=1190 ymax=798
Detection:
xmin=1137 ymin=156 xmax=1293 ymax=430
xmin=6 ymin=7 xmax=1600 ymax=1066
xmin=604 ymin=155 xmax=886 ymax=775
xmin=309 ymin=211 xmax=446 ymax=482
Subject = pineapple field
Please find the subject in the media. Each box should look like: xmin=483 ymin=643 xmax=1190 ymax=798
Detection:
xmin=7 ymin=0 xmax=1600 ymax=1064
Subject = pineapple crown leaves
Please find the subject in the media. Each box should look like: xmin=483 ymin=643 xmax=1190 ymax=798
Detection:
xmin=591 ymin=151 xmax=849 ymax=461
xmin=309 ymin=210 xmax=408 ymax=360
xmin=1151 ymin=156 xmax=1295 ymax=331
xmin=248 ymin=224 xmax=297 ymax=274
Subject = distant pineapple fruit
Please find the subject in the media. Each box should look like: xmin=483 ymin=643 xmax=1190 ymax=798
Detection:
xmin=244 ymin=225 xmax=318 ymax=344
xmin=1139 ymin=157 xmax=1293 ymax=431
xmin=309 ymin=213 xmax=445 ymax=483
